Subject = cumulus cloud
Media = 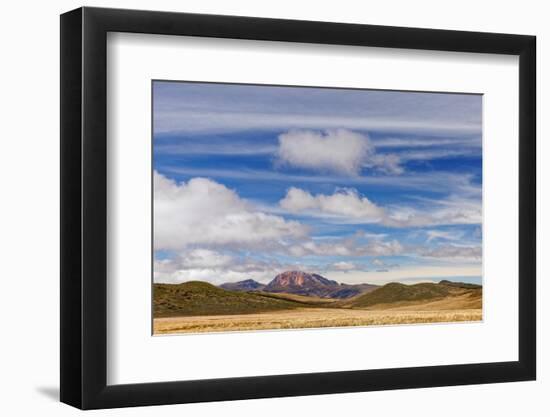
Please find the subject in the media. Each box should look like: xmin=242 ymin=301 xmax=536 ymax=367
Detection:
xmin=154 ymin=263 xmax=269 ymax=285
xmin=154 ymin=171 xmax=308 ymax=251
xmin=176 ymin=249 xmax=233 ymax=268
xmin=279 ymin=187 xmax=481 ymax=228
xmin=280 ymin=187 xmax=385 ymax=222
xmin=330 ymin=261 xmax=357 ymax=271
xmin=154 ymin=249 xmax=297 ymax=284
xmin=276 ymin=129 xmax=403 ymax=175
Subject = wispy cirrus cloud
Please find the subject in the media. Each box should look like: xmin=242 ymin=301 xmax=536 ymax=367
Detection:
xmin=155 ymin=142 xmax=277 ymax=156
xmin=160 ymin=166 xmax=480 ymax=194
xmin=415 ymin=244 xmax=482 ymax=261
xmin=371 ymin=136 xmax=481 ymax=149
xmin=153 ymin=82 xmax=482 ymax=137
xmin=155 ymin=132 xmax=481 ymax=162
xmin=155 ymin=110 xmax=482 ymax=136
xmin=425 ymin=230 xmax=464 ymax=243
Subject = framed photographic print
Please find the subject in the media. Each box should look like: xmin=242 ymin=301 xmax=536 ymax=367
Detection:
xmin=60 ymin=6 xmax=536 ymax=409
xmin=151 ymin=80 xmax=486 ymax=335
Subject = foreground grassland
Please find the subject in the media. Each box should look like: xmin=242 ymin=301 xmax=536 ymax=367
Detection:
xmin=154 ymin=307 xmax=482 ymax=334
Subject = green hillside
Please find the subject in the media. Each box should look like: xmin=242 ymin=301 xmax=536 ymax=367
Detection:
xmin=154 ymin=281 xmax=305 ymax=317
xmin=438 ymin=280 xmax=481 ymax=289
xmin=346 ymin=282 xmax=454 ymax=308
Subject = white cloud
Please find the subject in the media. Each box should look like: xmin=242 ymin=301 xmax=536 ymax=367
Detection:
xmin=279 ymin=187 xmax=481 ymax=228
xmin=154 ymin=264 xmax=267 ymax=285
xmin=372 ymin=136 xmax=481 ymax=149
xmin=372 ymin=259 xmax=385 ymax=267
xmin=280 ymin=187 xmax=385 ymax=222
xmin=364 ymin=153 xmax=404 ymax=175
xmin=153 ymin=241 xmax=481 ymax=284
xmin=154 ymin=172 xmax=308 ymax=251
xmin=330 ymin=261 xmax=357 ymax=271
xmin=383 ymin=196 xmax=481 ymax=228
xmin=287 ymin=237 xmax=403 ymax=258
xmin=165 ymin=166 xmax=479 ymax=195
xmin=155 ymin=142 xmax=277 ymax=156
xmin=155 ymin=110 xmax=481 ymax=137
xmin=154 ymin=250 xmax=298 ymax=284
xmin=276 ymin=129 xmax=368 ymax=175
xmin=417 ymin=245 xmax=482 ymax=261
xmin=370 ymin=258 xmax=400 ymax=269
xmin=426 ymin=230 xmax=463 ymax=243
xmin=399 ymin=149 xmax=479 ymax=162
xmin=177 ymin=249 xmax=233 ymax=268
xmin=276 ymin=129 xmax=403 ymax=175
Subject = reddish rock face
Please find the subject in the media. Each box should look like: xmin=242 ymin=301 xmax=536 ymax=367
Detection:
xmin=219 ymin=271 xmax=379 ymax=299
xmin=268 ymin=271 xmax=337 ymax=288
xmin=263 ymin=271 xmax=339 ymax=297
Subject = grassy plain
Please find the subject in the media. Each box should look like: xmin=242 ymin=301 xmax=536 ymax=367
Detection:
xmin=154 ymin=307 xmax=482 ymax=334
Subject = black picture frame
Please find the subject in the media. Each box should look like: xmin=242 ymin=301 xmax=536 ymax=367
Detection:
xmin=60 ymin=6 xmax=536 ymax=410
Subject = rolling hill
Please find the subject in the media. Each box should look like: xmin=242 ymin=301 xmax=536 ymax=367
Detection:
xmin=153 ymin=281 xmax=306 ymax=317
xmin=344 ymin=281 xmax=482 ymax=309
xmin=153 ymin=278 xmax=482 ymax=319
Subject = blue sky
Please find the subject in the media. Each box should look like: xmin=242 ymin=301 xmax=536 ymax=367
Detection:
xmin=153 ymin=81 xmax=482 ymax=286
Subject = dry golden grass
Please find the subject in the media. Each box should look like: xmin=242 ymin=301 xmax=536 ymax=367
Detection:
xmin=154 ymin=307 xmax=482 ymax=335
xmin=364 ymin=291 xmax=482 ymax=311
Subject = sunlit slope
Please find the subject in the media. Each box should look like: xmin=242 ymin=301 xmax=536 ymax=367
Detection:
xmin=344 ymin=281 xmax=481 ymax=309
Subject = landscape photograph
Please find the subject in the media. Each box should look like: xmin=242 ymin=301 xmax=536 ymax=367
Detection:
xmin=152 ymin=81 xmax=482 ymax=335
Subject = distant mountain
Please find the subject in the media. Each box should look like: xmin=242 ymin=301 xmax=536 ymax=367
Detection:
xmin=262 ymin=271 xmax=378 ymax=299
xmin=263 ymin=271 xmax=337 ymax=297
xmin=265 ymin=271 xmax=336 ymax=289
xmin=220 ymin=279 xmax=265 ymax=292
xmin=154 ymin=281 xmax=303 ymax=317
